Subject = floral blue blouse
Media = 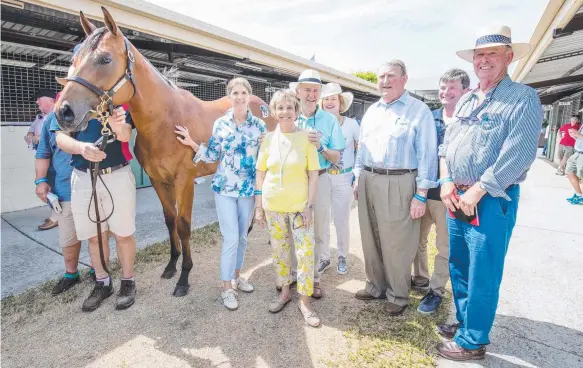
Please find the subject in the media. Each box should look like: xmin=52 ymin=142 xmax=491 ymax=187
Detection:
xmin=194 ymin=109 xmax=267 ymax=197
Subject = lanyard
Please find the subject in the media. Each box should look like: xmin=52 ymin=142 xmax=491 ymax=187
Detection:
xmin=275 ymin=125 xmax=298 ymax=188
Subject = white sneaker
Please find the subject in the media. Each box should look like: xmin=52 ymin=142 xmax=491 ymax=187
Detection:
xmin=221 ymin=289 xmax=238 ymax=310
xmin=232 ymin=277 xmax=254 ymax=293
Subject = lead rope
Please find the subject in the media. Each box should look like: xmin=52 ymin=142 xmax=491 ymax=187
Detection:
xmin=87 ymin=110 xmax=117 ymax=275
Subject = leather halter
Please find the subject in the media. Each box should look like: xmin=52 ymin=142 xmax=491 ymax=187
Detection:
xmin=65 ymin=37 xmax=137 ymax=128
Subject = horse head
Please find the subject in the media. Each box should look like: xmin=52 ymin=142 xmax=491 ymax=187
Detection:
xmin=55 ymin=7 xmax=135 ymax=132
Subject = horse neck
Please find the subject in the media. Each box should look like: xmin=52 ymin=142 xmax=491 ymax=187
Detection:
xmin=125 ymin=48 xmax=201 ymax=132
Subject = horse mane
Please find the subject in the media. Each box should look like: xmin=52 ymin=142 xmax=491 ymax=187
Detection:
xmin=78 ymin=27 xmax=177 ymax=90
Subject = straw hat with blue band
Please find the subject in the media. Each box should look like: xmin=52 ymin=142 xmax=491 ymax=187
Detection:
xmin=289 ymin=69 xmax=322 ymax=91
xmin=456 ymin=25 xmax=531 ymax=63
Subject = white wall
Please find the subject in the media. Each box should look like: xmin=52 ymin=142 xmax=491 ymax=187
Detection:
xmin=1 ymin=125 xmax=45 ymax=213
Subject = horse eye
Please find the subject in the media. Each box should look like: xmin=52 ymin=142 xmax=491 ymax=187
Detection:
xmin=100 ymin=55 xmax=112 ymax=65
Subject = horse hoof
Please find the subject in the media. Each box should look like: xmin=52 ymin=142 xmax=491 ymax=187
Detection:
xmin=161 ymin=268 xmax=176 ymax=279
xmin=173 ymin=285 xmax=189 ymax=297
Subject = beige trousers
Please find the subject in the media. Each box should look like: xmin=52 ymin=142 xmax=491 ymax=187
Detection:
xmin=358 ymin=170 xmax=420 ymax=306
xmin=412 ymin=199 xmax=450 ymax=296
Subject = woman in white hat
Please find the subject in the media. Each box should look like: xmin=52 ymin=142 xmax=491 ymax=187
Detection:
xmin=318 ymin=83 xmax=360 ymax=275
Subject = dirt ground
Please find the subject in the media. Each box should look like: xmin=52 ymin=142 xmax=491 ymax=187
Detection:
xmin=1 ymin=208 xmax=448 ymax=368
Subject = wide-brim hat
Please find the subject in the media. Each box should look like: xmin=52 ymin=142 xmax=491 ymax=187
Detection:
xmin=289 ymin=69 xmax=322 ymax=91
xmin=321 ymin=83 xmax=354 ymax=113
xmin=456 ymin=25 xmax=531 ymax=63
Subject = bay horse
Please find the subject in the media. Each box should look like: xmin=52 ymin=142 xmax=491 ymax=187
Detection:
xmin=54 ymin=7 xmax=277 ymax=296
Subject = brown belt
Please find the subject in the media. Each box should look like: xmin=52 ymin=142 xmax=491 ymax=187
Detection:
xmin=363 ymin=166 xmax=417 ymax=175
xmin=318 ymin=169 xmax=327 ymax=176
xmin=86 ymin=162 xmax=129 ymax=175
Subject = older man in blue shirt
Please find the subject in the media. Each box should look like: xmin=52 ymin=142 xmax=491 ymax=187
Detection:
xmin=35 ymin=111 xmax=89 ymax=295
xmin=435 ymin=26 xmax=542 ymax=361
xmin=353 ymin=60 xmax=438 ymax=316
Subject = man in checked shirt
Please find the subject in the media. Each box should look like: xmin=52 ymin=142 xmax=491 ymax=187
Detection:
xmin=434 ymin=26 xmax=542 ymax=361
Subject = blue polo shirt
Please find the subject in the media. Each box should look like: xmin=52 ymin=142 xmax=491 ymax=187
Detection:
xmin=297 ymin=106 xmax=345 ymax=169
xmin=50 ymin=112 xmax=134 ymax=171
xmin=36 ymin=112 xmax=73 ymax=202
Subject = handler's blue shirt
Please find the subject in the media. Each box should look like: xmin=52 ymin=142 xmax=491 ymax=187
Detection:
xmin=36 ymin=112 xmax=73 ymax=202
xmin=50 ymin=112 xmax=134 ymax=171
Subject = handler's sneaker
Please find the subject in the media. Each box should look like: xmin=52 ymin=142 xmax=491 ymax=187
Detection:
xmin=82 ymin=279 xmax=113 ymax=312
xmin=232 ymin=277 xmax=254 ymax=293
xmin=115 ymin=279 xmax=136 ymax=310
xmin=221 ymin=289 xmax=238 ymax=311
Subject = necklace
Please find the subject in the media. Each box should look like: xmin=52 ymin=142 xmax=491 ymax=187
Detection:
xmin=276 ymin=126 xmax=299 ymax=188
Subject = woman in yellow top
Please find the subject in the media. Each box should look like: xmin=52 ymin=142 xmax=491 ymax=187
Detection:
xmin=254 ymin=89 xmax=321 ymax=327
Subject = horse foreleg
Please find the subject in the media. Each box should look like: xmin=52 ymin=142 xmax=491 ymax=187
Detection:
xmin=172 ymin=175 xmax=195 ymax=297
xmin=151 ymin=179 xmax=181 ymax=279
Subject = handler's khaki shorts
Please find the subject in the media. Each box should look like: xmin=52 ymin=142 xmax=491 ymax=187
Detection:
xmin=53 ymin=202 xmax=78 ymax=248
xmin=71 ymin=165 xmax=136 ymax=241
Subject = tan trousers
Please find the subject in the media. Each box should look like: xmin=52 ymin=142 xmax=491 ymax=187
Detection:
xmin=412 ymin=199 xmax=450 ymax=296
xmin=358 ymin=170 xmax=420 ymax=306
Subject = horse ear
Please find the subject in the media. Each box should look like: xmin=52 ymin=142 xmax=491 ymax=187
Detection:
xmin=79 ymin=11 xmax=97 ymax=36
xmin=101 ymin=6 xmax=120 ymax=37
xmin=55 ymin=77 xmax=68 ymax=87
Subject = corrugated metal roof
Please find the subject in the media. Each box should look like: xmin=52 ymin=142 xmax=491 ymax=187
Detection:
xmin=524 ymin=53 xmax=583 ymax=84
xmin=539 ymin=30 xmax=583 ymax=59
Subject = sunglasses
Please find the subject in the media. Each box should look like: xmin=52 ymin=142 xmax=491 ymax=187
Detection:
xmin=292 ymin=212 xmax=304 ymax=230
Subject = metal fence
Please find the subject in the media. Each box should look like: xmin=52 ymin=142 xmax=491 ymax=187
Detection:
xmin=1 ymin=42 xmax=273 ymax=124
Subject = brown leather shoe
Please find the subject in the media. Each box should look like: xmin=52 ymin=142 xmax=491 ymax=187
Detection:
xmin=38 ymin=218 xmax=58 ymax=231
xmin=437 ymin=323 xmax=459 ymax=339
xmin=311 ymin=282 xmax=323 ymax=299
xmin=355 ymin=289 xmax=377 ymax=300
xmin=436 ymin=341 xmax=485 ymax=361
xmin=386 ymin=302 xmax=407 ymax=316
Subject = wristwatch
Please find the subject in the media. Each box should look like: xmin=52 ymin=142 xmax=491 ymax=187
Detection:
xmin=415 ymin=191 xmax=427 ymax=198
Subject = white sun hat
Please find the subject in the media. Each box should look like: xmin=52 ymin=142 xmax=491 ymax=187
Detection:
xmin=289 ymin=69 xmax=322 ymax=90
xmin=320 ymin=83 xmax=354 ymax=113
xmin=456 ymin=25 xmax=531 ymax=63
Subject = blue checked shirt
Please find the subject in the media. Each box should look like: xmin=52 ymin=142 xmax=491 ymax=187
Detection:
xmin=194 ymin=109 xmax=266 ymax=197
xmin=439 ymin=76 xmax=543 ymax=200
xmin=354 ymin=91 xmax=438 ymax=189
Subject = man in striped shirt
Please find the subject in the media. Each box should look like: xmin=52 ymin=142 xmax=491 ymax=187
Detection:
xmin=435 ymin=26 xmax=542 ymax=361
xmin=353 ymin=60 xmax=438 ymax=316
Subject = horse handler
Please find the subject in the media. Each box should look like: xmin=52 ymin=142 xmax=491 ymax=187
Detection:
xmin=53 ymin=97 xmax=137 ymax=312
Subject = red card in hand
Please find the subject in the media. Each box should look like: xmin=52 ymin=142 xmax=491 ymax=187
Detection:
xmin=448 ymin=208 xmax=480 ymax=226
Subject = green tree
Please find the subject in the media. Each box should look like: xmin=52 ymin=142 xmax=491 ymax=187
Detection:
xmin=353 ymin=71 xmax=377 ymax=84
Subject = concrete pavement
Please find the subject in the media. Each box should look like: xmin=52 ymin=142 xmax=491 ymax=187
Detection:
xmin=439 ymin=158 xmax=583 ymax=368
xmin=1 ymin=178 xmax=217 ymax=298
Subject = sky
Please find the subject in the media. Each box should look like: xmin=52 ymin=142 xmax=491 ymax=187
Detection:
xmin=145 ymin=0 xmax=550 ymax=90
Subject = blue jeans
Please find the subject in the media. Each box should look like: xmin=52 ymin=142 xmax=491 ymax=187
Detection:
xmin=449 ymin=185 xmax=520 ymax=350
xmin=214 ymin=193 xmax=255 ymax=281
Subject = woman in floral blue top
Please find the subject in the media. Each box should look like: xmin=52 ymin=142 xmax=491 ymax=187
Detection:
xmin=175 ymin=77 xmax=266 ymax=311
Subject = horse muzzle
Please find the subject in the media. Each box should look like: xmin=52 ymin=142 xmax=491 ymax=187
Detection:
xmin=55 ymin=102 xmax=90 ymax=132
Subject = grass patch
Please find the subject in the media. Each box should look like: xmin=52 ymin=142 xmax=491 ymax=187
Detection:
xmin=1 ymin=222 xmax=221 ymax=321
xmin=325 ymin=228 xmax=450 ymax=368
